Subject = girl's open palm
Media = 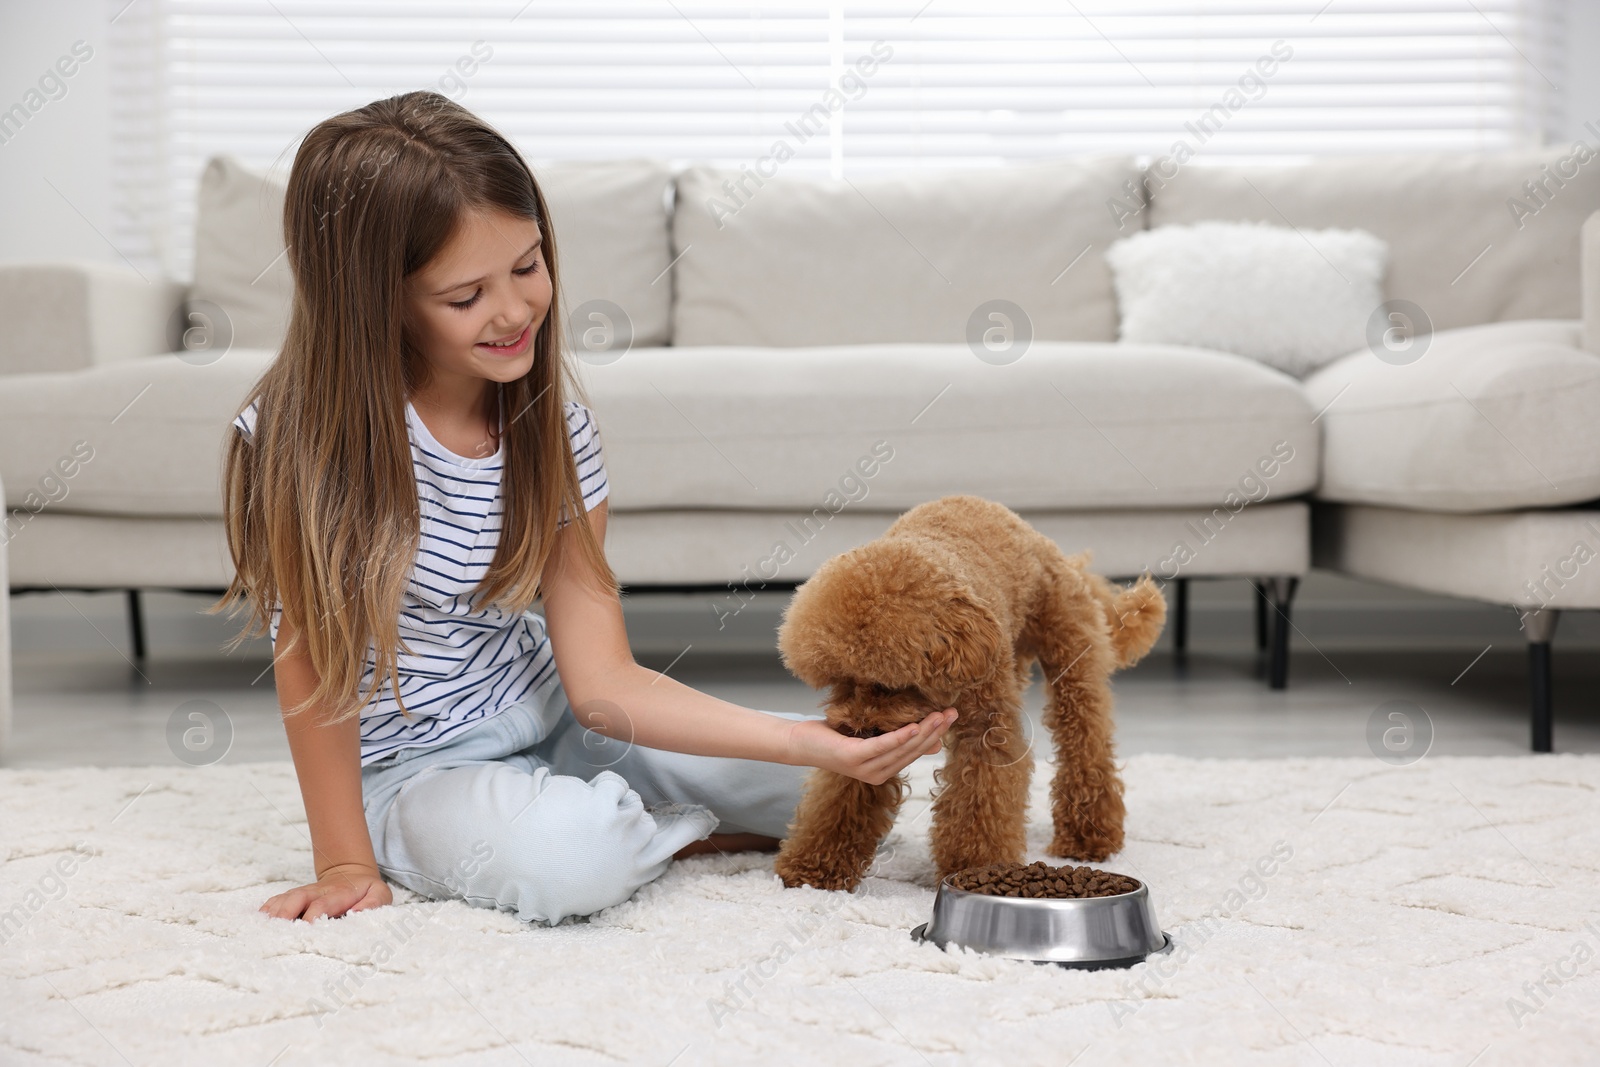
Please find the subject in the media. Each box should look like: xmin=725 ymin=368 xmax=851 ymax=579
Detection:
xmin=260 ymin=863 xmax=392 ymax=922
xmin=789 ymin=708 xmax=957 ymax=784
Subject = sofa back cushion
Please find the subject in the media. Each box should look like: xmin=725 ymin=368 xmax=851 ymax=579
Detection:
xmin=670 ymin=158 xmax=1139 ymax=346
xmin=191 ymin=156 xmax=293 ymax=354
xmin=1147 ymin=150 xmax=1600 ymax=332
xmin=537 ymin=160 xmax=676 ymax=348
xmin=189 ymin=155 xmax=675 ymax=353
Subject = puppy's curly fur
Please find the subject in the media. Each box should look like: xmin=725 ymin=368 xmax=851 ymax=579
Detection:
xmin=773 ymin=495 xmax=1165 ymax=892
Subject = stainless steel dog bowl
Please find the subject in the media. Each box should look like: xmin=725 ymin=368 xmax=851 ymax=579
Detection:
xmin=911 ymin=873 xmax=1172 ymax=970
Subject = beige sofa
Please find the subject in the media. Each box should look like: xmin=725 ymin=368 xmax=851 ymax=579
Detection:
xmin=2 ymin=150 xmax=1597 ymax=752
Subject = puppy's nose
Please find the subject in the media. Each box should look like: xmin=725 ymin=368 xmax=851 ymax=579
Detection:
xmin=835 ymin=722 xmax=885 ymax=739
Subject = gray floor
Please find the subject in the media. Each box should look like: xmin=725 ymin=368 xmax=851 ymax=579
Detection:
xmin=4 ymin=574 xmax=1598 ymax=768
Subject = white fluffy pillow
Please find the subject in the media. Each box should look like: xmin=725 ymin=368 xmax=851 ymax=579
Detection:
xmin=1105 ymin=221 xmax=1389 ymax=378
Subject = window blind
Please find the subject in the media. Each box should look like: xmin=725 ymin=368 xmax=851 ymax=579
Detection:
xmin=107 ymin=0 xmax=1565 ymax=284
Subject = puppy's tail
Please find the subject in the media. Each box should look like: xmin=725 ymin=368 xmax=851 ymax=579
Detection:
xmin=1092 ymin=572 xmax=1167 ymax=669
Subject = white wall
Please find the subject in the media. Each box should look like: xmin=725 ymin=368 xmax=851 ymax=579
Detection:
xmin=2 ymin=3 xmax=1598 ymax=269
xmin=0 ymin=1 xmax=113 ymax=267
xmin=1564 ymin=0 xmax=1600 ymax=140
xmin=3 ymin=2 xmax=1600 ymax=270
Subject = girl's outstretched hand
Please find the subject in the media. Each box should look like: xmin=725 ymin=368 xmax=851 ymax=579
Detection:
xmin=260 ymin=862 xmax=392 ymax=922
xmin=787 ymin=708 xmax=958 ymax=784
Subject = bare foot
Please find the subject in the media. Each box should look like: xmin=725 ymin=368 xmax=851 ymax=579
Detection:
xmin=674 ymin=832 xmax=781 ymax=859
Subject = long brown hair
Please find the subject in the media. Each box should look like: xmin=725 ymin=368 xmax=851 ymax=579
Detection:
xmin=217 ymin=90 xmax=617 ymax=723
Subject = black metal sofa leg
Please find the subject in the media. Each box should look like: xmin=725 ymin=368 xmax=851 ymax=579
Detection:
xmin=126 ymin=589 xmax=147 ymax=662
xmin=1172 ymin=577 xmax=1189 ymax=656
xmin=1259 ymin=577 xmax=1299 ymax=690
xmin=1252 ymin=581 xmax=1268 ymax=653
xmin=1521 ymin=608 xmax=1559 ymax=753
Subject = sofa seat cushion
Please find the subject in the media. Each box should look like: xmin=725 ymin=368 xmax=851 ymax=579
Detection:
xmin=1304 ymin=320 xmax=1600 ymax=512
xmin=0 ymin=349 xmax=275 ymax=517
xmin=579 ymin=342 xmax=1318 ymax=510
xmin=671 ymin=158 xmax=1138 ymax=347
xmin=0 ymin=343 xmax=1316 ymax=518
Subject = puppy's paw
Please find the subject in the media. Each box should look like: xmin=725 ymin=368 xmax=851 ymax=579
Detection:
xmin=1046 ymin=833 xmax=1123 ymax=864
xmin=774 ymin=854 xmax=864 ymax=892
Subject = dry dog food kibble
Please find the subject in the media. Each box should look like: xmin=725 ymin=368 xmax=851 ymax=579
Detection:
xmin=948 ymin=861 xmax=1139 ymax=898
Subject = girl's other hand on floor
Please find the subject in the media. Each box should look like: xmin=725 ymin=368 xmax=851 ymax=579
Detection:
xmin=260 ymin=862 xmax=393 ymax=922
xmin=788 ymin=708 xmax=957 ymax=784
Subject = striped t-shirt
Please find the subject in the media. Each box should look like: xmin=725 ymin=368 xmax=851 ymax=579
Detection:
xmin=232 ymin=398 xmax=609 ymax=765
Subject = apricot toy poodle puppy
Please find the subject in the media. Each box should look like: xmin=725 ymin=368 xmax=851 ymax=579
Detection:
xmin=773 ymin=494 xmax=1165 ymax=892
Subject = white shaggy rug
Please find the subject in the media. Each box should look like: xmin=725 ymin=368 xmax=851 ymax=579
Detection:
xmin=3 ymin=752 xmax=1598 ymax=1066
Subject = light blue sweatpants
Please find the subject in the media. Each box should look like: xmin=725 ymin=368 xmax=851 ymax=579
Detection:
xmin=360 ymin=674 xmax=824 ymax=926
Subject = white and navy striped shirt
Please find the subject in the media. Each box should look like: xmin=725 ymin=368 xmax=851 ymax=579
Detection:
xmin=233 ymin=398 xmax=609 ymax=765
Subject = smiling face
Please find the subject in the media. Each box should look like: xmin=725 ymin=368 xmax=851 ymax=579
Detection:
xmin=403 ymin=206 xmax=552 ymax=391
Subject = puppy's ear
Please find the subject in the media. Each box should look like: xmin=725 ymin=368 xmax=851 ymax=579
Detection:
xmin=923 ymin=594 xmax=1004 ymax=689
xmin=777 ymin=554 xmax=857 ymax=689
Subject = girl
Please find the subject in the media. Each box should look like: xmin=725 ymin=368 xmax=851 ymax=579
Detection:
xmin=220 ymin=90 xmax=957 ymax=927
